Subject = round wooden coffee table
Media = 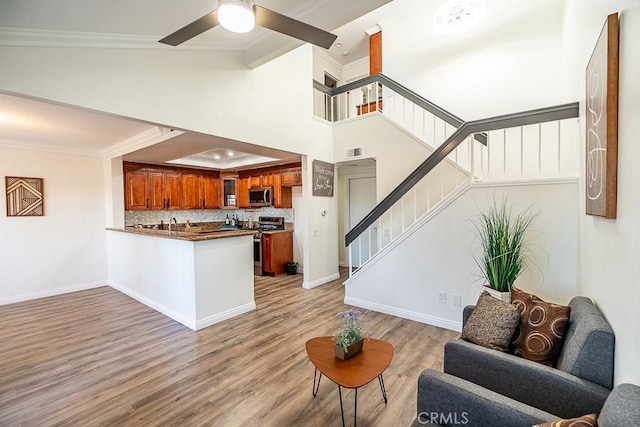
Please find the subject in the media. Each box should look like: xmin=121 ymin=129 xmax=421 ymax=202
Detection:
xmin=305 ymin=336 xmax=394 ymax=427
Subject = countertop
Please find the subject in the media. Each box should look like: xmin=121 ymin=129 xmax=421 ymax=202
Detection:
xmin=106 ymin=227 xmax=258 ymax=242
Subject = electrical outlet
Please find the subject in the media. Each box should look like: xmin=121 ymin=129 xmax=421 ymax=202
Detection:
xmin=452 ymin=294 xmax=462 ymax=307
xmin=438 ymin=291 xmax=446 ymax=304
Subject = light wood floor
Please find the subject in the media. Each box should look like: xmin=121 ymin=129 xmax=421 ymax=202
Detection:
xmin=0 ymin=269 xmax=458 ymax=426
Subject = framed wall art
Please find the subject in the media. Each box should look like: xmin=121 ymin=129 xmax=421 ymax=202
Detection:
xmin=585 ymin=13 xmax=619 ymax=219
xmin=5 ymin=176 xmax=44 ymax=216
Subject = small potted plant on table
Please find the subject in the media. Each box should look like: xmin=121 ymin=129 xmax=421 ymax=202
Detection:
xmin=332 ymin=309 xmax=370 ymax=360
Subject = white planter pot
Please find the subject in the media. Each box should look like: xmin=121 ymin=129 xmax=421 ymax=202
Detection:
xmin=479 ymin=285 xmax=511 ymax=303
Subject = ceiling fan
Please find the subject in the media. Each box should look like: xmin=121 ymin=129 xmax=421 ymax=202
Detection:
xmin=159 ymin=0 xmax=338 ymax=49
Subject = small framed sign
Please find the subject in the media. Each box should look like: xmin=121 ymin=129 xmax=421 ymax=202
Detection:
xmin=6 ymin=176 xmax=44 ymax=216
xmin=312 ymin=160 xmax=334 ymax=197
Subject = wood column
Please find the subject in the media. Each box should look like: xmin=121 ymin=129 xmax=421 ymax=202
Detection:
xmin=369 ymin=31 xmax=382 ymax=75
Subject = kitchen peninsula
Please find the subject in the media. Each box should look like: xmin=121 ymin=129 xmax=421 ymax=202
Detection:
xmin=106 ymin=226 xmax=256 ymax=331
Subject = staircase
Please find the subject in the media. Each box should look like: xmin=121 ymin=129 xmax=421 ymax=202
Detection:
xmin=314 ymin=75 xmax=580 ymax=320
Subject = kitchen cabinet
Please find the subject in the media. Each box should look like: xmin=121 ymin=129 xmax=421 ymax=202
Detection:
xmin=124 ymin=163 xmax=220 ymax=211
xmin=181 ymin=173 xmax=201 ymax=209
xmin=281 ymin=167 xmax=302 ymax=186
xmin=221 ymin=175 xmax=238 ymax=208
xmin=237 ymin=177 xmax=249 ymax=208
xmin=261 ymin=174 xmax=274 ymax=187
xmin=262 ymin=231 xmax=293 ymax=276
xmin=200 ymin=175 xmax=219 ymax=209
xmin=181 ymin=173 xmax=219 ymax=209
xmin=125 ymin=170 xmax=149 ymax=210
xmin=149 ymin=171 xmax=181 ymax=210
xmin=272 ymin=174 xmax=292 ymax=208
xmin=249 ymin=176 xmax=261 ymax=188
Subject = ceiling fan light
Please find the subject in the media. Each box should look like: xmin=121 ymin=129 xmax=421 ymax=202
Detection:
xmin=218 ymin=0 xmax=256 ymax=33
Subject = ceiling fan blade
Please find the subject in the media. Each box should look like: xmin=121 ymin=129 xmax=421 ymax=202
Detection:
xmin=159 ymin=11 xmax=220 ymax=46
xmin=254 ymin=6 xmax=337 ymax=49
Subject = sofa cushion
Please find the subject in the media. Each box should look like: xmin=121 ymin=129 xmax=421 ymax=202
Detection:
xmin=532 ymin=413 xmax=597 ymax=427
xmin=511 ymin=286 xmax=571 ymax=366
xmin=461 ymin=291 xmax=520 ymax=352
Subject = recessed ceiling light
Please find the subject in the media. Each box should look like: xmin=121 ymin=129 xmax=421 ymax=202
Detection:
xmin=214 ymin=154 xmax=221 ymax=160
xmin=434 ymin=0 xmax=484 ymax=34
xmin=342 ymin=51 xmax=349 ymax=56
xmin=227 ymin=151 xmax=234 ymax=156
xmin=335 ymin=42 xmax=343 ymax=48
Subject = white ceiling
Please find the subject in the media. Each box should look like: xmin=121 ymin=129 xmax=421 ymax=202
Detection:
xmin=0 ymin=0 xmax=564 ymax=170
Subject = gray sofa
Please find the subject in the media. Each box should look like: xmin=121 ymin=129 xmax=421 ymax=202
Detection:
xmin=410 ymin=370 xmax=640 ymax=427
xmin=443 ymin=296 xmax=615 ymax=418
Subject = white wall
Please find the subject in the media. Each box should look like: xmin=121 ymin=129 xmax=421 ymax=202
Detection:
xmin=382 ymin=1 xmax=570 ymax=120
xmin=345 ymin=181 xmax=579 ymax=331
xmin=0 ymin=146 xmax=107 ymax=303
xmin=333 ymin=114 xmax=433 ymax=200
xmin=566 ymin=0 xmax=640 ymax=386
xmin=313 ymin=48 xmax=343 ymax=84
xmin=343 ymin=58 xmax=369 ymax=84
xmin=0 ymin=44 xmax=339 ymax=289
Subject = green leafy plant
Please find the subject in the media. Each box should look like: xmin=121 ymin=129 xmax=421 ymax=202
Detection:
xmin=472 ymin=197 xmax=537 ymax=292
xmin=332 ymin=309 xmax=371 ymax=351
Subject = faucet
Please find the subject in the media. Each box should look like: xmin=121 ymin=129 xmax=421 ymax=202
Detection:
xmin=169 ymin=217 xmax=177 ymax=232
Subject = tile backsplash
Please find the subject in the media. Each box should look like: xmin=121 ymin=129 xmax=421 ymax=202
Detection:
xmin=125 ymin=207 xmax=293 ymax=226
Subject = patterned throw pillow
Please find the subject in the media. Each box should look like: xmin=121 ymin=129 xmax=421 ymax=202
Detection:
xmin=461 ymin=291 xmax=520 ymax=352
xmin=511 ymin=286 xmax=571 ymax=366
xmin=532 ymin=413 xmax=597 ymax=427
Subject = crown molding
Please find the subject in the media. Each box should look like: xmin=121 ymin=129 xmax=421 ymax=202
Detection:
xmin=313 ymin=47 xmax=344 ymax=73
xmin=100 ymin=127 xmax=184 ymax=158
xmin=0 ymin=26 xmax=241 ymax=51
xmin=0 ymin=137 xmax=102 ymax=157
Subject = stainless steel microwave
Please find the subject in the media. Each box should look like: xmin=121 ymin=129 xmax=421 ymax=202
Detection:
xmin=249 ymin=187 xmax=272 ymax=207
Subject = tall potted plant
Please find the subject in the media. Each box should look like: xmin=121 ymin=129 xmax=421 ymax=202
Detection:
xmin=472 ymin=197 xmax=536 ymax=302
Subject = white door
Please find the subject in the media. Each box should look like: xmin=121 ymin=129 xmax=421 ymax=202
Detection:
xmin=349 ymin=177 xmax=377 ymax=268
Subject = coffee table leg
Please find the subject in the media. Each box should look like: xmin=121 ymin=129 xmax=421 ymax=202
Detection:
xmin=338 ymin=385 xmax=345 ymax=427
xmin=312 ymin=368 xmax=322 ymax=397
xmin=378 ymin=374 xmax=387 ymax=404
xmin=354 ymin=387 xmax=358 ymax=427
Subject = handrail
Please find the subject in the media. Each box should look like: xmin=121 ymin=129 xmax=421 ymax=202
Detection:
xmin=313 ymin=73 xmax=487 ymax=145
xmin=345 ymin=102 xmax=579 ymax=246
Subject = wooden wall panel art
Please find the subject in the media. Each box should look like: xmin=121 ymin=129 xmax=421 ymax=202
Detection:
xmin=5 ymin=177 xmax=44 ymax=216
xmin=585 ymin=13 xmax=619 ymax=219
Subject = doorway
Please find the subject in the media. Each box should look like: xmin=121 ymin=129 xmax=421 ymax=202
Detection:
xmin=337 ymin=159 xmax=377 ymax=268
xmin=349 ymin=177 xmax=377 ymax=268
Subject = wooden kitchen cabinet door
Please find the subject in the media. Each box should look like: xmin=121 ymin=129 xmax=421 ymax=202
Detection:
xmin=181 ymin=173 xmax=201 ymax=209
xmin=149 ymin=171 xmax=181 ymax=210
xmin=237 ymin=177 xmax=249 ymax=208
xmin=165 ymin=172 xmax=182 ymax=210
xmin=200 ymin=175 xmax=219 ymax=209
xmin=273 ymin=174 xmax=292 ymax=208
xmin=125 ymin=170 xmax=149 ymax=210
xmin=148 ymin=171 xmax=166 ymax=210
xmin=249 ymin=176 xmax=261 ymax=188
xmin=262 ymin=232 xmax=293 ymax=276
xmin=281 ymin=167 xmax=302 ymax=186
xmin=261 ymin=174 xmax=274 ymax=187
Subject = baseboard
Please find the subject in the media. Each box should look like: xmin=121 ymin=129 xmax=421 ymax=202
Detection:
xmin=344 ymin=296 xmax=462 ymax=332
xmin=195 ymin=302 xmax=256 ymax=330
xmin=0 ymin=280 xmax=107 ymax=306
xmin=108 ymin=281 xmax=196 ymax=330
xmin=303 ymin=272 xmax=341 ymax=289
